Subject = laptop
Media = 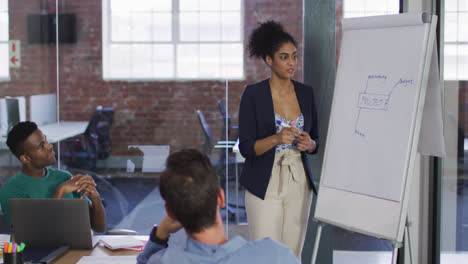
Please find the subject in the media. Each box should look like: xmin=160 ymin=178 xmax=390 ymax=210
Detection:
xmin=9 ymin=198 xmax=94 ymax=250
xmin=21 ymin=246 xmax=69 ymax=264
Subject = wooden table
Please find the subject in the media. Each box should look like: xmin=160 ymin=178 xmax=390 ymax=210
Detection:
xmin=54 ymin=235 xmax=147 ymax=263
xmin=56 ymin=245 xmax=139 ymax=263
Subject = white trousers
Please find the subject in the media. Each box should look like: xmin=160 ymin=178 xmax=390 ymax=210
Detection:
xmin=245 ymin=149 xmax=313 ymax=260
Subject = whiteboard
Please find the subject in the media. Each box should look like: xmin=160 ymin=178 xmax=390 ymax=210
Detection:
xmin=313 ymin=13 xmax=437 ymax=242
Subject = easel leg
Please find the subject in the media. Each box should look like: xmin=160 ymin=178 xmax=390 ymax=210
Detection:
xmin=310 ymin=223 xmax=323 ymax=264
xmin=405 ymin=215 xmax=414 ymax=264
xmin=235 ymin=161 xmax=239 ymax=224
xmin=394 ymin=215 xmax=414 ymax=264
xmin=392 ymin=241 xmax=402 ymax=264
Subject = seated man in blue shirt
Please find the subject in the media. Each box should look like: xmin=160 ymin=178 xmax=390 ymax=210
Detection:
xmin=0 ymin=121 xmax=106 ymax=233
xmin=137 ymin=149 xmax=299 ymax=264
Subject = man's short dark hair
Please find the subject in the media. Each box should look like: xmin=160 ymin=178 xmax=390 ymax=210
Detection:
xmin=6 ymin=121 xmax=38 ymax=158
xmin=159 ymin=149 xmax=219 ymax=233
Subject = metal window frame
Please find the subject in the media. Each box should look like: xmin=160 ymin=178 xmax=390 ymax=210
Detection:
xmin=0 ymin=3 xmax=10 ymax=81
xmin=444 ymin=9 xmax=468 ymax=80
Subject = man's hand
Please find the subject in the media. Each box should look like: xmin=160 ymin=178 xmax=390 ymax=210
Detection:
xmin=72 ymin=174 xmax=100 ymax=200
xmin=53 ymin=174 xmax=98 ymax=199
xmin=52 ymin=174 xmax=106 ymax=233
xmin=156 ymin=215 xmax=183 ymax=240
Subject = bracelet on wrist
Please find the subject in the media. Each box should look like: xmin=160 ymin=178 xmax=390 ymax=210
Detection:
xmin=307 ymin=140 xmax=316 ymax=153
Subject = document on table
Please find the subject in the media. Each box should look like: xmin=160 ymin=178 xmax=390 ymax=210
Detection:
xmin=77 ymin=256 xmax=137 ymax=264
xmin=98 ymin=235 xmax=145 ymax=250
xmin=0 ymin=234 xmax=10 ymax=245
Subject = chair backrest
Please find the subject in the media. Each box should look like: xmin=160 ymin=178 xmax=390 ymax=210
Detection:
xmin=217 ymin=100 xmax=227 ymax=119
xmin=217 ymin=100 xmax=231 ymax=140
xmin=85 ymin=107 xmax=114 ymax=159
xmin=196 ymin=110 xmax=214 ymax=156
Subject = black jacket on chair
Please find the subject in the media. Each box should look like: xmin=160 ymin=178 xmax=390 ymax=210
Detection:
xmin=238 ymin=79 xmax=319 ymax=200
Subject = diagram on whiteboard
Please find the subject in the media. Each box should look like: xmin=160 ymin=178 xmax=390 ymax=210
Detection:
xmin=355 ymin=75 xmax=414 ymax=137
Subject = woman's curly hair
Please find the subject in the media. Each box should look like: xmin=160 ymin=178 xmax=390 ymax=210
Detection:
xmin=248 ymin=20 xmax=297 ymax=61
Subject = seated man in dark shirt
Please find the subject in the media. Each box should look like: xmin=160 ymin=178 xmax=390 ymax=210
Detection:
xmin=0 ymin=121 xmax=106 ymax=232
xmin=137 ymin=149 xmax=299 ymax=264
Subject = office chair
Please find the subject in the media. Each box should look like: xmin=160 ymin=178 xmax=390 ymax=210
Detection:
xmin=217 ymin=100 xmax=239 ymax=142
xmin=215 ymin=102 xmax=241 ymax=183
xmin=196 ymin=110 xmax=216 ymax=157
xmin=63 ymin=106 xmax=114 ymax=171
xmin=196 ymin=110 xmax=239 ymax=220
xmin=196 ymin=110 xmax=236 ymax=170
xmin=216 ymin=101 xmax=245 ymax=223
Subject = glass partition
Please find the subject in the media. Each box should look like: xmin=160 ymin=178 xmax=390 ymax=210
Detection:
xmin=51 ymin=0 xmax=247 ymax=237
xmin=441 ymin=1 xmax=468 ymax=263
xmin=0 ymin=0 xmax=248 ymax=239
xmin=0 ymin=0 xmax=59 ymax=233
xmin=3 ymin=1 xmax=443 ymax=262
xmin=329 ymin=0 xmax=400 ymax=262
xmin=314 ymin=2 xmax=443 ymax=263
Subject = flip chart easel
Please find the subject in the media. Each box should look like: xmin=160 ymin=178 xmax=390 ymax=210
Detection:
xmin=310 ymin=12 xmax=443 ymax=264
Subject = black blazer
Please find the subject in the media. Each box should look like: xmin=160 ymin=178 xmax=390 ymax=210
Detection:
xmin=238 ymin=79 xmax=319 ymax=200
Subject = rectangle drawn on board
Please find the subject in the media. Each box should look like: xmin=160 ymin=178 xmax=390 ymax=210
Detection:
xmin=355 ymin=75 xmax=414 ymax=137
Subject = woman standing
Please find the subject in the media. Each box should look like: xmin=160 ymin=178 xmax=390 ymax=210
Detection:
xmin=238 ymin=21 xmax=319 ymax=259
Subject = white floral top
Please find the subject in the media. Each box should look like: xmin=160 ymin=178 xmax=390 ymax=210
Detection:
xmin=274 ymin=113 xmax=304 ymax=153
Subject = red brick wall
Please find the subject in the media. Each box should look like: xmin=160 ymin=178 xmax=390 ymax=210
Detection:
xmin=1 ymin=0 xmax=303 ymax=156
xmin=2 ymin=0 xmax=56 ymax=113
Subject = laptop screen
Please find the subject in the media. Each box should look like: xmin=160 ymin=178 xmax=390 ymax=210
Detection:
xmin=9 ymin=198 xmax=93 ymax=249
